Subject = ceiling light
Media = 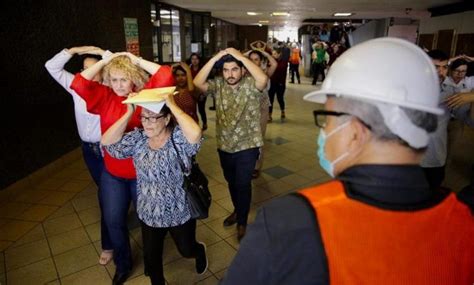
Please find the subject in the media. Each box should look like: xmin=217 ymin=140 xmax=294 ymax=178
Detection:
xmin=272 ymin=12 xmax=290 ymax=16
xmin=259 ymin=20 xmax=269 ymax=23
xmin=247 ymin=12 xmax=261 ymax=16
xmin=334 ymin=12 xmax=352 ymax=17
xmin=258 ymin=23 xmax=263 ymax=27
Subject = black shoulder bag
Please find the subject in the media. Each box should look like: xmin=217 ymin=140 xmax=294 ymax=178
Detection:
xmin=171 ymin=134 xmax=211 ymax=219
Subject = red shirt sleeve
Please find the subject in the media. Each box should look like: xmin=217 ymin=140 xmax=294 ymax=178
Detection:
xmin=144 ymin=65 xmax=175 ymax=89
xmin=70 ymin=73 xmax=113 ymax=115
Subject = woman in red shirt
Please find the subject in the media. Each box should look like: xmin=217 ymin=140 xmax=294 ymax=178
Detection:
xmin=173 ymin=62 xmax=199 ymax=123
xmin=71 ymin=52 xmax=174 ymax=284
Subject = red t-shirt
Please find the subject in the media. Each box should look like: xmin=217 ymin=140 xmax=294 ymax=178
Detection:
xmin=71 ymin=65 xmax=175 ymax=179
xmin=174 ymin=89 xmax=198 ymax=123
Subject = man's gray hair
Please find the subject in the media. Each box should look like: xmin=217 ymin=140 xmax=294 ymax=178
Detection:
xmin=331 ymin=96 xmax=438 ymax=150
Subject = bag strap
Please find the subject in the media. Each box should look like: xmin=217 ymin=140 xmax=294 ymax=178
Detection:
xmin=170 ymin=133 xmax=187 ymax=174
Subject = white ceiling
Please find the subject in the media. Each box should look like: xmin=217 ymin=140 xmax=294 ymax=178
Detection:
xmin=161 ymin=0 xmax=461 ymax=29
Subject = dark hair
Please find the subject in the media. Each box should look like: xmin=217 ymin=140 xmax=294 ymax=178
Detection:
xmin=172 ymin=65 xmax=186 ymax=75
xmin=81 ymin=54 xmax=101 ymax=62
xmin=273 ymin=47 xmax=283 ymax=55
xmin=427 ymin=49 xmax=448 ymax=61
xmin=190 ymin=53 xmax=201 ymax=60
xmin=158 ymin=105 xmax=177 ymax=132
xmin=248 ymin=50 xmax=263 ymax=61
xmin=450 ymin=58 xmax=468 ymax=71
xmin=221 ymin=54 xmax=243 ymax=68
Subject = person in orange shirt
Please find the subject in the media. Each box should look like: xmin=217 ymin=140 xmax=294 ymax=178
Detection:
xmin=220 ymin=38 xmax=474 ymax=285
xmin=289 ymin=42 xmax=301 ymax=84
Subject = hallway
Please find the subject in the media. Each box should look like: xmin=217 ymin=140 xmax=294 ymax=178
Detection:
xmin=1 ymin=77 xmax=473 ymax=285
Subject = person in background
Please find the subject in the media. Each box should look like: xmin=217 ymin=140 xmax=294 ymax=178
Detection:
xmin=246 ymin=49 xmax=277 ymax=178
xmin=289 ymin=43 xmax=301 ymax=84
xmin=220 ymin=37 xmax=474 ymax=285
xmin=45 ymin=46 xmax=109 ymax=265
xmin=173 ymin=62 xmax=199 ymax=123
xmin=189 ymin=53 xmax=207 ymax=130
xmin=101 ymin=92 xmax=207 ymax=285
xmin=71 ymin=51 xmax=174 ymax=285
xmin=311 ymin=42 xmax=330 ymax=85
xmin=268 ymin=48 xmax=289 ymax=121
xmin=420 ymin=50 xmax=453 ymax=189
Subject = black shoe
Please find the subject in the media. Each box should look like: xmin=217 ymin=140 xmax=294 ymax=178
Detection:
xmin=237 ymin=225 xmax=247 ymax=242
xmin=223 ymin=212 xmax=237 ymax=227
xmin=195 ymin=242 xmax=208 ymax=275
xmin=112 ymin=271 xmax=130 ymax=285
xmin=209 ymin=106 xmax=216 ymax=110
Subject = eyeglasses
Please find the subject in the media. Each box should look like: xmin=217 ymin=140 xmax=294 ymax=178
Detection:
xmin=313 ymin=110 xmax=350 ymax=128
xmin=313 ymin=110 xmax=372 ymax=130
xmin=140 ymin=114 xmax=165 ymax=123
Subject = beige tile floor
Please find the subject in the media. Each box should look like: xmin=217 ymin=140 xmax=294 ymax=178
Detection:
xmin=1 ymin=77 xmax=473 ymax=285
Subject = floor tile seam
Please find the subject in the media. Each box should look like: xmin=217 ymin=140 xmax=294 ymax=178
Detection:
xmin=0 ymin=221 xmax=41 ymax=249
xmin=200 ymin=221 xmax=235 ymax=240
xmin=56 ymin=263 xmax=101 ymax=281
xmin=43 ymin=222 xmax=67 ymax=283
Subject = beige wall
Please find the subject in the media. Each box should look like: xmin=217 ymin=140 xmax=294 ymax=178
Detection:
xmin=419 ymin=11 xmax=474 ymax=34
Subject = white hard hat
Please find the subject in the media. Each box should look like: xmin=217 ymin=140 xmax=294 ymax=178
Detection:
xmin=304 ymin=37 xmax=443 ymax=148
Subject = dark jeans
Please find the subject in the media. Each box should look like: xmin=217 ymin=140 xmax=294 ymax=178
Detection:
xmin=312 ymin=62 xmax=326 ymax=84
xmin=268 ymin=82 xmax=286 ymax=113
xmin=289 ymin=63 xmax=300 ymax=83
xmin=99 ymin=169 xmax=137 ymax=273
xmin=218 ymin=148 xmax=259 ymax=225
xmin=141 ymin=219 xmax=199 ymax=285
xmin=422 ymin=166 xmax=446 ymax=190
xmin=197 ymin=96 xmax=207 ymax=125
xmin=81 ymin=141 xmax=109 ymax=254
xmin=81 ymin=141 xmax=104 ymax=187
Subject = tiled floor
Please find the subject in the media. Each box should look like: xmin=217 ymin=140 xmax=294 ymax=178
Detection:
xmin=1 ymin=77 xmax=473 ymax=285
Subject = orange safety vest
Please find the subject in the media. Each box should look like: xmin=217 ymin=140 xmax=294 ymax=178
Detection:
xmin=299 ymin=180 xmax=474 ymax=285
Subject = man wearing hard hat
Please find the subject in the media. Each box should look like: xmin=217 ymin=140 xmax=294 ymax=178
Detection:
xmin=220 ymin=38 xmax=474 ymax=285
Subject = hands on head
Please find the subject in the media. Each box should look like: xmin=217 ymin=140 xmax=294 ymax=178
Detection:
xmin=68 ymin=46 xmax=105 ymax=56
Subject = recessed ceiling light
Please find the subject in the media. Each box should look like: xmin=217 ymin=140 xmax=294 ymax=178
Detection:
xmin=258 ymin=23 xmax=263 ymax=27
xmin=334 ymin=12 xmax=352 ymax=17
xmin=272 ymin=12 xmax=290 ymax=16
xmin=247 ymin=12 xmax=261 ymax=16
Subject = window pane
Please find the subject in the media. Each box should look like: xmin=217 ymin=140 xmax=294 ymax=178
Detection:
xmin=184 ymin=13 xmax=192 ymax=59
xmin=160 ymin=8 xmax=172 ymax=62
xmin=172 ymin=9 xmax=181 ymax=62
xmin=151 ymin=4 xmax=159 ymax=62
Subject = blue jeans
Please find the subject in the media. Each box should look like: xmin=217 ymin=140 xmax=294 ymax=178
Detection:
xmin=100 ymin=169 xmax=137 ymax=273
xmin=81 ymin=142 xmax=110 ymax=253
xmin=81 ymin=142 xmax=104 ymax=187
xmin=218 ymin=148 xmax=259 ymax=226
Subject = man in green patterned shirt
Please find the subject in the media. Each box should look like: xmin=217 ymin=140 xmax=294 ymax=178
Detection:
xmin=194 ymin=48 xmax=268 ymax=241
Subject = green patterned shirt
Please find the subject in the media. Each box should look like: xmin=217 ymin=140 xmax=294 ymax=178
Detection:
xmin=207 ymin=76 xmax=263 ymax=153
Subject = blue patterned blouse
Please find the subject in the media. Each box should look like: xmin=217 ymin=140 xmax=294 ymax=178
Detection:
xmin=105 ymin=126 xmax=201 ymax=227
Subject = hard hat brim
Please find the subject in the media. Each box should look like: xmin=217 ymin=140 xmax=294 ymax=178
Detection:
xmin=303 ymin=89 xmax=444 ymax=115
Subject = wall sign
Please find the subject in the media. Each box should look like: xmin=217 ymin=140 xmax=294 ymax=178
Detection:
xmin=124 ymin=18 xmax=140 ymax=55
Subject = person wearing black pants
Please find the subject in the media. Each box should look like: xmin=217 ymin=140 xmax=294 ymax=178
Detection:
xmin=141 ymin=219 xmax=206 ymax=285
xmin=269 ymin=48 xmax=289 ymax=121
xmin=312 ymin=62 xmax=326 ymax=85
xmin=218 ymin=148 xmax=260 ymax=230
xmin=268 ymin=83 xmax=286 ymax=118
